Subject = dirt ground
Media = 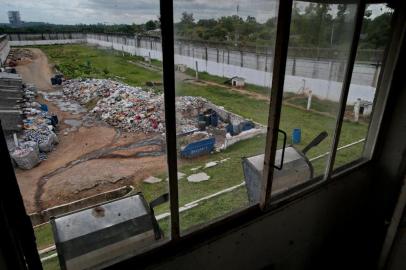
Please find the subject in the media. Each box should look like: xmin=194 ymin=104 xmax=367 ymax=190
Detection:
xmin=13 ymin=48 xmax=167 ymax=213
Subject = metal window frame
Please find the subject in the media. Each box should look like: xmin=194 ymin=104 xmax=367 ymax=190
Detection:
xmin=159 ymin=0 xmax=378 ymax=238
xmin=261 ymin=0 xmax=293 ymax=210
xmin=324 ymin=0 xmax=367 ymax=179
xmin=160 ymin=0 xmax=180 ymax=240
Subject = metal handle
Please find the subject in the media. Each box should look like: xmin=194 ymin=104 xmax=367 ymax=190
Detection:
xmin=274 ymin=129 xmax=287 ymax=170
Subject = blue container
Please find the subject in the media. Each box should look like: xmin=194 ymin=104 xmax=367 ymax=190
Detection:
xmin=40 ymin=104 xmax=48 ymax=112
xmin=292 ymin=128 xmax=301 ymax=144
xmin=181 ymin=137 xmax=215 ymax=158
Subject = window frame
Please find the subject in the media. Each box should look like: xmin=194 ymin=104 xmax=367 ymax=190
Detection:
xmin=159 ymin=0 xmax=394 ymax=239
xmin=0 ymin=0 xmax=399 ymax=268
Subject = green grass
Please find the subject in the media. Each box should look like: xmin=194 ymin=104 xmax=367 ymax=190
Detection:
xmin=34 ymin=44 xmax=370 ymax=246
xmin=184 ymin=68 xmax=271 ymax=95
xmin=37 ymin=44 xmax=161 ymax=88
xmin=34 ymin=223 xmax=54 ymax=250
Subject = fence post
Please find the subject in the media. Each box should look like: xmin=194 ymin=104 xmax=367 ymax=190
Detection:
xmin=240 ymin=51 xmax=243 ymax=67
xmin=195 ymin=61 xmax=199 ymax=80
xmin=292 ymin=57 xmax=296 ymax=76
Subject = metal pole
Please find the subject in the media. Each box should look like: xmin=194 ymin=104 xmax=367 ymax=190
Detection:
xmin=324 ymin=1 xmax=367 ymax=179
xmin=159 ymin=0 xmax=180 ymax=239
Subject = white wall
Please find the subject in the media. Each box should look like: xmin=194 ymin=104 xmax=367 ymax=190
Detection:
xmin=9 ymin=33 xmax=377 ymax=104
xmin=9 ymin=39 xmax=85 ymax=46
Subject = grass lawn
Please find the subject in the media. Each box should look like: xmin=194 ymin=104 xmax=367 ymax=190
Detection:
xmin=33 ymin=44 xmax=370 ymax=262
xmin=184 ymin=68 xmax=271 ymax=95
xmin=37 ymin=44 xmax=162 ymax=89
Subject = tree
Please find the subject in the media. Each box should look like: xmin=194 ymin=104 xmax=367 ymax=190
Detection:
xmin=145 ymin=20 xmax=157 ymax=31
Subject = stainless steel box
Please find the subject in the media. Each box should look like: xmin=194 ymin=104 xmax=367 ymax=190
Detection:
xmin=242 ymin=146 xmax=313 ymax=204
xmin=51 ymin=193 xmax=163 ymax=270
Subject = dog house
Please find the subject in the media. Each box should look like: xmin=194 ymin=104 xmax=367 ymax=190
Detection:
xmin=231 ymin=77 xmax=245 ymax=88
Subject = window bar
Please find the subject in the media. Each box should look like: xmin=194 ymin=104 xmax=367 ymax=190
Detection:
xmin=324 ymin=0 xmax=367 ymax=179
xmin=261 ymin=0 xmax=293 ymax=210
xmin=159 ymin=0 xmax=180 ymax=239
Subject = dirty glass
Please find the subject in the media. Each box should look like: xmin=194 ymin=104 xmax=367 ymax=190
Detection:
xmin=0 ymin=1 xmax=170 ymax=269
xmin=173 ymin=0 xmax=278 ymax=232
xmin=271 ymin=2 xmax=358 ymax=194
xmin=333 ymin=4 xmax=394 ymax=170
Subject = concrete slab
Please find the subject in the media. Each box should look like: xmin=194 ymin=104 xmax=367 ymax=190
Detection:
xmin=187 ymin=172 xmax=210 ymax=183
xmin=190 ymin=166 xmax=202 ymax=171
xmin=204 ymin=161 xmax=218 ymax=168
xmin=143 ymin=176 xmax=162 ymax=184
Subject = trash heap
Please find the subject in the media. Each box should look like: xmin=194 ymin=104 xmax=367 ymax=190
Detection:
xmin=10 ymin=84 xmax=59 ymax=170
xmin=62 ymin=79 xmax=207 ymax=133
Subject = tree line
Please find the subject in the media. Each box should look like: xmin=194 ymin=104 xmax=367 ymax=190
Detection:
xmin=0 ymin=4 xmax=392 ymax=50
xmin=174 ymin=4 xmax=392 ymax=50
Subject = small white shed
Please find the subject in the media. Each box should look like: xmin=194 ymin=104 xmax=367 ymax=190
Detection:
xmin=231 ymin=77 xmax=245 ymax=88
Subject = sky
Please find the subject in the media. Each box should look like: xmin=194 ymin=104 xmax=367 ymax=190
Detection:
xmin=0 ymin=0 xmax=390 ymax=25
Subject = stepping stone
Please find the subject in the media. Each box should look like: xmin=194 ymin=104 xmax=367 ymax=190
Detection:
xmin=143 ymin=176 xmax=162 ymax=184
xmin=187 ymin=172 xmax=210 ymax=183
xmin=204 ymin=161 xmax=218 ymax=168
xmin=220 ymin=158 xmax=231 ymax=163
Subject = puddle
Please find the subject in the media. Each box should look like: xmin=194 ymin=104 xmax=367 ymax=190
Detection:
xmin=64 ymin=119 xmax=82 ymax=127
xmin=39 ymin=91 xmax=86 ymax=114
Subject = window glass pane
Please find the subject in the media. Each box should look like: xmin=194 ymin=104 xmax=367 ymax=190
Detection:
xmin=173 ymin=0 xmax=278 ymax=232
xmin=271 ymin=2 xmax=358 ymax=194
xmin=333 ymin=4 xmax=394 ymax=170
xmin=1 ymin=1 xmax=169 ymax=268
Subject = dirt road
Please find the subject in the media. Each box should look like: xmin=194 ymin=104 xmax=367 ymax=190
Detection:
xmin=14 ymin=48 xmax=167 ymax=213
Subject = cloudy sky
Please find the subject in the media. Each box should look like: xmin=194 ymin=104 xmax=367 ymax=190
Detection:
xmin=0 ymin=0 xmax=389 ymax=25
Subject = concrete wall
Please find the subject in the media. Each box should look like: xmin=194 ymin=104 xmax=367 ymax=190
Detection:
xmin=87 ymin=34 xmax=377 ymax=104
xmin=8 ymin=32 xmax=380 ymax=103
xmin=0 ymin=35 xmax=10 ymax=66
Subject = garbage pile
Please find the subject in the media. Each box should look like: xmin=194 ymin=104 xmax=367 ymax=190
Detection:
xmin=9 ymin=84 xmax=59 ymax=170
xmin=62 ymin=79 xmax=207 ymax=133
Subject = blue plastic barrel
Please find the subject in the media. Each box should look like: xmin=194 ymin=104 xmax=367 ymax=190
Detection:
xmin=292 ymin=128 xmax=301 ymax=144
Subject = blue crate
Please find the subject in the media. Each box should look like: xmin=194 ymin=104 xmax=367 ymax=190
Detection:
xmin=181 ymin=137 xmax=215 ymax=158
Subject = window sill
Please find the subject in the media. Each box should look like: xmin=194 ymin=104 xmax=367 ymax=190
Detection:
xmin=109 ymin=158 xmax=371 ymax=269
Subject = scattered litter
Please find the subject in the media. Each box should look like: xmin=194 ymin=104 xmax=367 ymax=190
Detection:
xmin=143 ymin=176 xmax=162 ymax=184
xmin=204 ymin=161 xmax=219 ymax=168
xmin=187 ymin=172 xmax=210 ymax=183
